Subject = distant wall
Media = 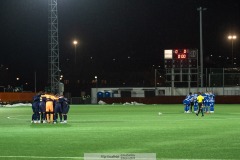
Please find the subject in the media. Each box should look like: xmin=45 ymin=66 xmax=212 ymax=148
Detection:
xmin=91 ymin=87 xmax=240 ymax=104
xmin=99 ymin=96 xmax=240 ymax=104
xmin=0 ymin=92 xmax=35 ymax=103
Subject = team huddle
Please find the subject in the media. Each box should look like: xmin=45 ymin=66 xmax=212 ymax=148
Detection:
xmin=31 ymin=93 xmax=70 ymax=124
xmin=183 ymin=91 xmax=215 ymax=116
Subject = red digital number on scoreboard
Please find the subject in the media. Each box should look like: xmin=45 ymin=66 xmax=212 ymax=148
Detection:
xmin=177 ymin=54 xmax=187 ymax=59
xmin=174 ymin=49 xmax=188 ymax=59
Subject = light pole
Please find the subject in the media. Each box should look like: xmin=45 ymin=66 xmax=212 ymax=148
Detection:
xmin=228 ymin=35 xmax=237 ymax=67
xmin=95 ymin=76 xmax=98 ymax=103
xmin=73 ymin=40 xmax=78 ymax=65
xmin=16 ymin=77 xmax=21 ymax=92
xmin=197 ymin=7 xmax=207 ymax=88
xmin=34 ymin=71 xmax=37 ymax=93
xmin=95 ymin=76 xmax=98 ymax=90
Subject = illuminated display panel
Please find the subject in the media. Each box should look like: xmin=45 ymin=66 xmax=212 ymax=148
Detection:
xmin=164 ymin=49 xmax=198 ymax=68
xmin=164 ymin=50 xmax=173 ymax=59
xmin=173 ymin=49 xmax=188 ymax=59
xmin=188 ymin=49 xmax=198 ymax=59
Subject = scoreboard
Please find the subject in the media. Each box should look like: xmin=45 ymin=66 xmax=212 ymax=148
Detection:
xmin=164 ymin=49 xmax=198 ymax=68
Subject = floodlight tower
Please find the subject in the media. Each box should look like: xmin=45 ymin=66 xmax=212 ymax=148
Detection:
xmin=48 ymin=0 xmax=60 ymax=93
xmin=197 ymin=7 xmax=207 ymax=88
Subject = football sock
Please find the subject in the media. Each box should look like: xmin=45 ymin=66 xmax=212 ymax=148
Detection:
xmin=60 ymin=114 xmax=63 ymax=121
xmin=64 ymin=115 xmax=67 ymax=121
xmin=46 ymin=112 xmax=50 ymax=122
xmin=36 ymin=112 xmax=40 ymax=121
xmin=54 ymin=114 xmax=58 ymax=121
xmin=42 ymin=113 xmax=46 ymax=120
xmin=50 ymin=112 xmax=54 ymax=122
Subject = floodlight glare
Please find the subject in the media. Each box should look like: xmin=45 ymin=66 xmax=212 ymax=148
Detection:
xmin=73 ymin=40 xmax=78 ymax=45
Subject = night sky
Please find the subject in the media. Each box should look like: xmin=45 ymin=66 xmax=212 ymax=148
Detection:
xmin=0 ymin=0 xmax=240 ymax=93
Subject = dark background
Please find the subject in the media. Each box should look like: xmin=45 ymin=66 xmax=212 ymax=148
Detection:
xmin=0 ymin=0 xmax=239 ymax=95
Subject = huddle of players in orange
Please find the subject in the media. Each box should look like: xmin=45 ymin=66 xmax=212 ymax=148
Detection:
xmin=31 ymin=92 xmax=70 ymax=124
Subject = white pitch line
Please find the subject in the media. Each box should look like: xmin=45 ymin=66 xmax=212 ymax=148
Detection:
xmin=0 ymin=156 xmax=83 ymax=159
xmin=6 ymin=116 xmax=28 ymax=121
xmin=0 ymin=156 xmax=235 ymax=160
xmin=159 ymin=159 xmax=235 ymax=160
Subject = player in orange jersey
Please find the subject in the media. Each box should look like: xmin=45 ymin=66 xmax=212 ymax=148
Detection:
xmin=41 ymin=94 xmax=58 ymax=123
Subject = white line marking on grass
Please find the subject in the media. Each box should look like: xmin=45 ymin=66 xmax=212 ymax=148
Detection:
xmin=0 ymin=156 xmax=83 ymax=159
xmin=2 ymin=156 xmax=236 ymax=160
xmin=6 ymin=115 xmax=30 ymax=121
xmin=6 ymin=116 xmax=15 ymax=119
xmin=0 ymin=157 xmax=234 ymax=160
xmin=159 ymin=159 xmax=235 ymax=160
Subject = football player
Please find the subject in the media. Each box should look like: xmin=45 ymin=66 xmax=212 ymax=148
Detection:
xmin=41 ymin=93 xmax=58 ymax=123
xmin=61 ymin=97 xmax=70 ymax=123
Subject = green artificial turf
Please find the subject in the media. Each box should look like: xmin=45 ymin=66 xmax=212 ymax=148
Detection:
xmin=0 ymin=104 xmax=240 ymax=160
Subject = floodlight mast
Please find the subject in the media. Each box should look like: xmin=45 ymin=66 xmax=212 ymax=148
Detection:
xmin=197 ymin=7 xmax=206 ymax=88
xmin=48 ymin=0 xmax=60 ymax=94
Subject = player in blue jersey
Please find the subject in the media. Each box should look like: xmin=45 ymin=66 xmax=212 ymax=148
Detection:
xmin=183 ymin=92 xmax=193 ymax=113
xmin=201 ymin=92 xmax=206 ymax=112
xmin=183 ymin=93 xmax=191 ymax=113
xmin=189 ymin=92 xmax=194 ymax=112
xmin=202 ymin=91 xmax=210 ymax=113
xmin=39 ymin=96 xmax=46 ymax=123
xmin=54 ymin=95 xmax=64 ymax=123
xmin=193 ymin=92 xmax=198 ymax=113
xmin=61 ymin=97 xmax=70 ymax=123
xmin=183 ymin=98 xmax=190 ymax=113
xmin=31 ymin=93 xmax=41 ymax=123
xmin=209 ymin=91 xmax=215 ymax=113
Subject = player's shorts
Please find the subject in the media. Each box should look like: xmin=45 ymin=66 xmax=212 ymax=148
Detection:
xmin=55 ymin=103 xmax=62 ymax=113
xmin=32 ymin=102 xmax=39 ymax=112
xmin=39 ymin=103 xmax=46 ymax=113
xmin=183 ymin=99 xmax=190 ymax=105
xmin=62 ymin=106 xmax=69 ymax=114
xmin=198 ymin=102 xmax=203 ymax=108
xmin=46 ymin=101 xmax=54 ymax=112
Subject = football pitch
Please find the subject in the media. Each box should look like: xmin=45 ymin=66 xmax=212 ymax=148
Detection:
xmin=0 ymin=104 xmax=240 ymax=160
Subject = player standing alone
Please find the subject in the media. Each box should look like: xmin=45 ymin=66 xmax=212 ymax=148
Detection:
xmin=196 ymin=92 xmax=204 ymax=117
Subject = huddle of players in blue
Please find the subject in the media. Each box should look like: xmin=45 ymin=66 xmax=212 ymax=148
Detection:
xmin=183 ymin=91 xmax=215 ymax=114
xmin=31 ymin=93 xmax=70 ymax=124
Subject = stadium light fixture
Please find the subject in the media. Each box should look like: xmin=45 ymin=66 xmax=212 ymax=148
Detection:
xmin=95 ymin=76 xmax=97 ymax=84
xmin=95 ymin=76 xmax=98 ymax=92
xmin=197 ymin=7 xmax=207 ymax=87
xmin=73 ymin=40 xmax=78 ymax=65
xmin=73 ymin=40 xmax=78 ymax=45
xmin=228 ymin=35 xmax=237 ymax=67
